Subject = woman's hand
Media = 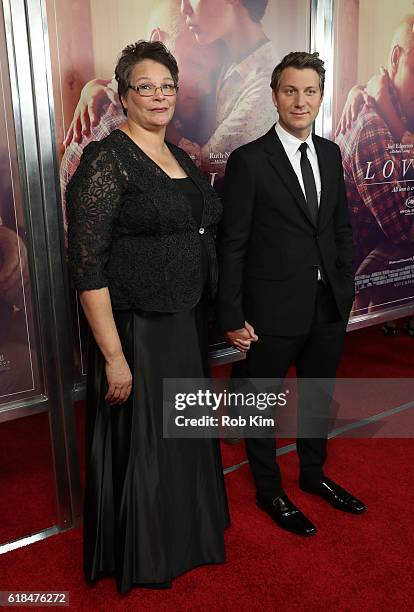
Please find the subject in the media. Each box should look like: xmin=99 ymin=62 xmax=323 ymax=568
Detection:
xmin=335 ymin=84 xmax=366 ymax=137
xmin=78 ymin=288 xmax=131 ymax=406
xmin=366 ymin=67 xmax=390 ymax=108
xmin=366 ymin=67 xmax=405 ymax=141
xmin=105 ymin=353 xmax=133 ymax=405
xmin=64 ymin=79 xmax=115 ymax=146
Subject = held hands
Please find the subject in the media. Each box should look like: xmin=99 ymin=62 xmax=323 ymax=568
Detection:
xmin=225 ymin=321 xmax=258 ymax=353
xmin=105 ymin=353 xmax=133 ymax=405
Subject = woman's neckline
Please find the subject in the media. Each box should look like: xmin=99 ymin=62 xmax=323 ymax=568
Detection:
xmin=115 ymin=128 xmax=188 ymax=180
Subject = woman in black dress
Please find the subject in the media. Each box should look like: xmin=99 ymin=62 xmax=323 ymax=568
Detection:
xmin=66 ymin=40 xmax=229 ymax=594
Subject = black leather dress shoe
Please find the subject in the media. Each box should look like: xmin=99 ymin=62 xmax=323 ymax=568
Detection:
xmin=300 ymin=477 xmax=366 ymax=514
xmin=256 ymin=494 xmax=317 ymax=536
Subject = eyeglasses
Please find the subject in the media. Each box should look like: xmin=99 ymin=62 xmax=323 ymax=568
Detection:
xmin=128 ymin=83 xmax=179 ymax=97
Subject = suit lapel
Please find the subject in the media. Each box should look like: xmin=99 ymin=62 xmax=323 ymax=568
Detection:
xmin=264 ymin=128 xmax=315 ymax=227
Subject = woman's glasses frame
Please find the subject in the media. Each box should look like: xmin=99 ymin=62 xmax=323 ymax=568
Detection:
xmin=127 ymin=83 xmax=179 ymax=97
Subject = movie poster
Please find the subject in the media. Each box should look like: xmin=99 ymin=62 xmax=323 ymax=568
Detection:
xmin=0 ymin=14 xmax=39 ymax=402
xmin=45 ymin=0 xmax=310 ymax=378
xmin=333 ymin=0 xmax=414 ymax=319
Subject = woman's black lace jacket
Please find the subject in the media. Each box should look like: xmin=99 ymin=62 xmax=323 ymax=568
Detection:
xmin=66 ymin=130 xmax=222 ymax=311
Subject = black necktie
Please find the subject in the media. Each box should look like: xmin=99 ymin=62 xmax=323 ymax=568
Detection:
xmin=299 ymin=142 xmax=318 ymax=225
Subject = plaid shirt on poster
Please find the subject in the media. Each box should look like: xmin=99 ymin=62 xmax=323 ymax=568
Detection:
xmin=336 ymin=101 xmax=414 ymax=269
xmin=60 ymin=102 xmax=125 ymax=242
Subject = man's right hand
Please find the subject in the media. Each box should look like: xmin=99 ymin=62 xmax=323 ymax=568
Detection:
xmin=225 ymin=321 xmax=258 ymax=353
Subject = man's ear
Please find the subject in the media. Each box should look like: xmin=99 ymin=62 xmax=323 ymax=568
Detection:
xmin=149 ymin=28 xmax=168 ymax=43
xmin=390 ymin=44 xmax=402 ymax=76
xmin=271 ymin=88 xmax=278 ymax=109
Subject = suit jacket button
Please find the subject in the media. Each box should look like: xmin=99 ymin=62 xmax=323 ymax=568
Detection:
xmin=199 ymin=227 xmax=205 ymax=234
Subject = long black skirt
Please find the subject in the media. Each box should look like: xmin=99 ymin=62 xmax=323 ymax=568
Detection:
xmin=83 ymin=302 xmax=229 ymax=593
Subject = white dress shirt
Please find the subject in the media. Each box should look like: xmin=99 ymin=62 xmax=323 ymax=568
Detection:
xmin=275 ymin=122 xmax=322 ymax=205
xmin=275 ymin=122 xmax=322 ymax=279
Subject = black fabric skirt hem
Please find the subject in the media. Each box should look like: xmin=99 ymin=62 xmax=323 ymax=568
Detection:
xmin=83 ymin=301 xmax=229 ymax=594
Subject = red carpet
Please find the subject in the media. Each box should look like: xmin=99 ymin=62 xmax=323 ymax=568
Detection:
xmin=1 ymin=324 xmax=414 ymax=609
xmin=1 ymin=437 xmax=414 ymax=610
xmin=339 ymin=322 xmax=414 ymax=377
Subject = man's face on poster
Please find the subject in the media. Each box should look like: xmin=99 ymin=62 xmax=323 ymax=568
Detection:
xmin=393 ymin=44 xmax=414 ymax=126
xmin=181 ymin=0 xmax=234 ymax=45
xmin=147 ymin=3 xmax=220 ymax=131
xmin=174 ymin=28 xmax=216 ymax=106
xmin=168 ymin=25 xmax=220 ymax=137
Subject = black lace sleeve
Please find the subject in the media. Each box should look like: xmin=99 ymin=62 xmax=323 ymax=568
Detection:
xmin=66 ymin=142 xmax=123 ymax=290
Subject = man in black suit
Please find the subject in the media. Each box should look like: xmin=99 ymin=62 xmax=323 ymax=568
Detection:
xmin=218 ymin=51 xmax=366 ymax=536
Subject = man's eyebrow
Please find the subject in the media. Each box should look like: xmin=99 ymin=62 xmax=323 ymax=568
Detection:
xmin=281 ymin=85 xmax=318 ymax=90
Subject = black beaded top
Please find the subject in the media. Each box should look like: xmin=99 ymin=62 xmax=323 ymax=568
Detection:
xmin=66 ymin=129 xmax=222 ymax=311
xmin=173 ymin=177 xmax=209 ymax=290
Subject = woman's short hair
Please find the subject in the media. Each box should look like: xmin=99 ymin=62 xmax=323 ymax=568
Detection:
xmin=270 ymin=51 xmax=325 ymax=95
xmin=115 ymin=40 xmax=179 ymax=116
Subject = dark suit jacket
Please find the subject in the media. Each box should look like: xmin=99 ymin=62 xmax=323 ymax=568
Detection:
xmin=217 ymin=126 xmax=355 ymax=336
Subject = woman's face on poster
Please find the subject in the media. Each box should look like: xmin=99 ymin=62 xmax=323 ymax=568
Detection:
xmin=180 ymin=0 xmax=235 ymax=45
